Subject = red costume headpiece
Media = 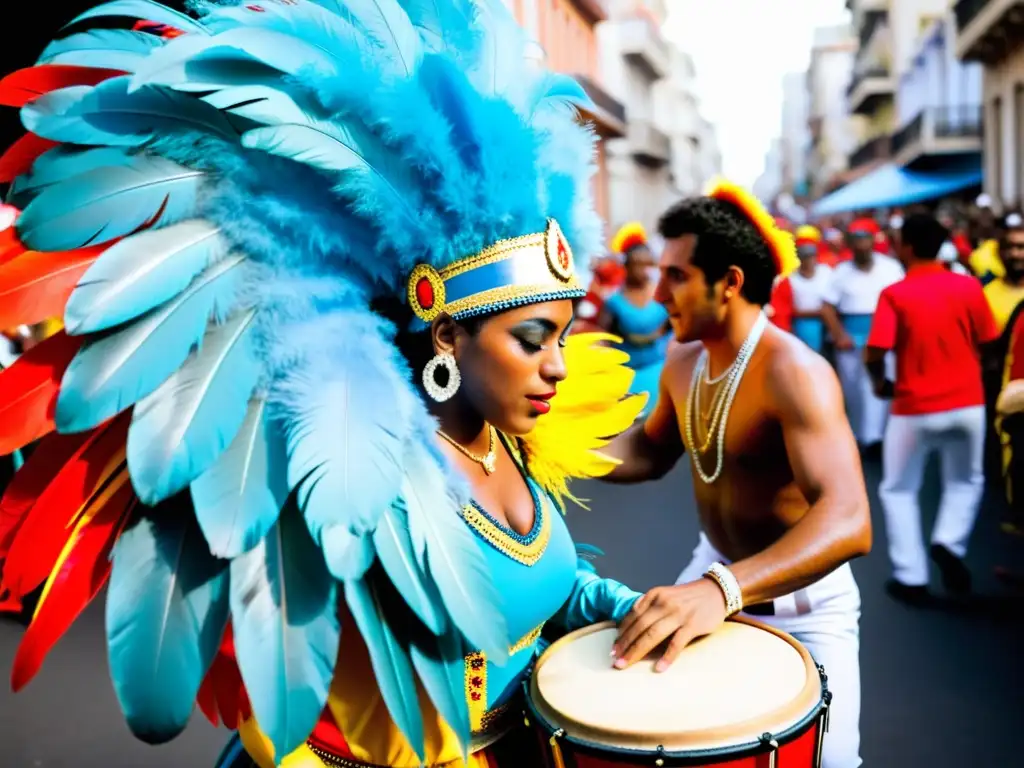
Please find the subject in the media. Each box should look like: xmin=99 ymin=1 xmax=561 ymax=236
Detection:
xmin=705 ymin=178 xmax=799 ymax=278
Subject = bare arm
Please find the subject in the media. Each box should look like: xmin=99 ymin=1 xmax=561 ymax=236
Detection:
xmin=729 ymin=352 xmax=872 ymax=604
xmin=819 ymin=303 xmax=853 ymax=349
xmin=602 ymin=358 xmax=685 ymax=483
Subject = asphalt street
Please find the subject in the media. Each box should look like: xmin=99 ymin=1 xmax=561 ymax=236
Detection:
xmin=1 ymin=456 xmax=1022 ymax=767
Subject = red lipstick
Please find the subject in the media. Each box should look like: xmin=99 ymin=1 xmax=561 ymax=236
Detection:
xmin=526 ymin=392 xmax=556 ymax=415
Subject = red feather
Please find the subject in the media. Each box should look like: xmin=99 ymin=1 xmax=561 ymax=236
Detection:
xmin=206 ymin=624 xmax=247 ymax=729
xmin=0 ymin=430 xmax=93 ymax=565
xmin=10 ymin=471 xmax=135 ymax=691
xmin=0 ymin=133 xmax=59 ymax=183
xmin=0 ymin=332 xmax=84 ymax=455
xmin=0 ymin=65 xmax=125 ymax=108
xmin=195 ymin=672 xmax=220 ymax=727
xmin=1 ymin=414 xmax=129 ymax=601
xmin=0 ymin=244 xmax=106 ymax=331
xmin=0 ymin=227 xmax=26 ymax=268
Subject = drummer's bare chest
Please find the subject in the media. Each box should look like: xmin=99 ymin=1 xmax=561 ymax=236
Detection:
xmin=668 ymin=357 xmax=802 ymax=540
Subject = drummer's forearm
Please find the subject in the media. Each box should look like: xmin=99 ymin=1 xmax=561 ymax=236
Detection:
xmin=728 ymin=500 xmax=869 ymax=605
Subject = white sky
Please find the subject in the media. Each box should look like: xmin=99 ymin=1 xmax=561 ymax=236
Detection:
xmin=664 ymin=0 xmax=851 ymax=188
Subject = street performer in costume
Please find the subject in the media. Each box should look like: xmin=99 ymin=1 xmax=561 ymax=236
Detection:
xmin=598 ymin=222 xmax=671 ymax=418
xmin=600 ymin=183 xmax=872 ymax=768
xmin=0 ymin=2 xmax=648 ymax=766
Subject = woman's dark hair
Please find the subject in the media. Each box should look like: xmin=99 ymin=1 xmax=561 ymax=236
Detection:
xmin=372 ymin=295 xmax=489 ymax=374
xmin=900 ymin=213 xmax=948 ymax=261
xmin=657 ymin=197 xmax=777 ymax=305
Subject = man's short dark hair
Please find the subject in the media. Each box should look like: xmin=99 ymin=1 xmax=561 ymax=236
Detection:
xmin=900 ymin=213 xmax=948 ymax=261
xmin=657 ymin=197 xmax=776 ymax=305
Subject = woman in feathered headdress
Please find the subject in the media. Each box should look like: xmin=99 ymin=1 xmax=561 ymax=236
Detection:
xmin=598 ymin=222 xmax=671 ymax=418
xmin=0 ymin=2 xmax=648 ymax=767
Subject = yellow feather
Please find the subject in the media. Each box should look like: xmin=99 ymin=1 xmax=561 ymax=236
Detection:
xmin=520 ymin=333 xmax=647 ymax=511
xmin=32 ymin=466 xmax=130 ymax=622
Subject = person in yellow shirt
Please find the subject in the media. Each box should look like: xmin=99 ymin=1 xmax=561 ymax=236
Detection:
xmin=982 ymin=213 xmax=1024 ymax=333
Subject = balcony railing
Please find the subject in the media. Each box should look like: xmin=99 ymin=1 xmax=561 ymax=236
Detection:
xmin=847 ymin=66 xmax=890 ymax=97
xmin=619 ymin=17 xmax=670 ymax=81
xmin=859 ymin=10 xmax=888 ymax=49
xmin=956 ymin=0 xmax=1024 ymax=62
xmin=628 ymin=119 xmax=671 ymax=168
xmin=850 ymin=134 xmax=891 ymax=168
xmin=955 ymin=0 xmax=993 ymax=30
xmin=891 ymin=105 xmax=983 ymax=163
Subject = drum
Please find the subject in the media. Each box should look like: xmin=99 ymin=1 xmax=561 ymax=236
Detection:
xmin=526 ymin=617 xmax=830 ymax=767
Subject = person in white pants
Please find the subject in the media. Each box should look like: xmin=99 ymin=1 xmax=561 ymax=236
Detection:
xmin=676 ymin=536 xmax=862 ymax=768
xmin=864 ymin=213 xmax=1000 ymax=603
xmin=600 ymin=189 xmax=872 ymax=768
xmin=821 ymin=220 xmax=904 ymax=452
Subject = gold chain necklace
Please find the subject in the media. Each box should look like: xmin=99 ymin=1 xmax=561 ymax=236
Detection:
xmin=437 ymin=424 xmax=498 ymax=475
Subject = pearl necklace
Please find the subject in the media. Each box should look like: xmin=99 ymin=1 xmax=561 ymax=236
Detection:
xmin=685 ymin=312 xmax=768 ymax=485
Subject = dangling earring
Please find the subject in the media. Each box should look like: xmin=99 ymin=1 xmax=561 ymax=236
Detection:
xmin=423 ymin=352 xmax=461 ymax=402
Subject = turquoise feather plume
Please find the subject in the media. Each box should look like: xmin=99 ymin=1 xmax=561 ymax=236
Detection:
xmin=107 ymin=496 xmax=230 ymax=744
xmin=410 ymin=628 xmax=471 ymax=759
xmin=17 ymin=155 xmax=202 ymax=252
xmin=373 ymin=502 xmax=447 ymax=635
xmin=402 ymin=444 xmax=508 ymax=664
xmin=9 ymin=0 xmax=604 ymax=754
xmin=229 ymin=493 xmax=340 ymax=760
xmin=191 ymin=397 xmax=290 ymax=559
xmin=37 ymin=29 xmax=165 ymax=71
xmin=65 ymin=219 xmax=227 ymax=335
xmin=56 ymin=255 xmax=245 ymax=434
xmin=7 ymin=146 xmax=134 ymax=207
xmin=66 ymin=0 xmax=212 ymax=36
xmin=344 ymin=576 xmax=425 ymax=759
xmin=127 ymin=308 xmax=261 ymax=505
xmin=279 ymin=310 xmax=413 ymax=543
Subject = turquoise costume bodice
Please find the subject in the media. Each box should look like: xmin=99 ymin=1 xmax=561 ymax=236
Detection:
xmin=458 ymin=438 xmax=641 ymax=733
xmin=603 ymin=292 xmax=670 ymax=416
xmin=603 ymin=292 xmax=671 ymax=368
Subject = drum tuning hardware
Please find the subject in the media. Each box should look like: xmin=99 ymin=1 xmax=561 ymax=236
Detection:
xmin=759 ymin=733 xmax=780 ymax=768
xmin=655 ymin=745 xmax=666 ymax=766
xmin=548 ymin=729 xmax=567 ymax=768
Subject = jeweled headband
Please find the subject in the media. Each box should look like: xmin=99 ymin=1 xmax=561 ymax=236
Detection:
xmin=407 ymin=219 xmax=585 ymax=325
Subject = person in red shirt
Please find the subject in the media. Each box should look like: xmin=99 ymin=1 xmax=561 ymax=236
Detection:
xmin=767 ymin=274 xmax=794 ymax=332
xmin=864 ymin=213 xmax=1000 ymax=605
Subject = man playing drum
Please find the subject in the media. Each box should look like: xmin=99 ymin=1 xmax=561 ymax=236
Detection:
xmin=602 ymin=182 xmax=872 ymax=768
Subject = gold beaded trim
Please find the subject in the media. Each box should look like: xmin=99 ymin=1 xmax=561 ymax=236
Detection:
xmin=509 ymin=623 xmax=545 ymax=656
xmin=464 ymin=651 xmax=488 ymax=733
xmin=460 ymin=495 xmax=551 ymax=567
xmin=406 ymin=219 xmax=580 ymax=323
xmin=441 ymin=281 xmax=582 ymax=319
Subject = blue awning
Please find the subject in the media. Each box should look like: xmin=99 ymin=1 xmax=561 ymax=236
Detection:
xmin=811 ymin=158 xmax=982 ymax=216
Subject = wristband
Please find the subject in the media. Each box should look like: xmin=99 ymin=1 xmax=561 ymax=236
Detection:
xmin=703 ymin=562 xmax=743 ymax=616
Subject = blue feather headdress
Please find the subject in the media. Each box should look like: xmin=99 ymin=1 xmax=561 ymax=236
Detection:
xmin=0 ymin=0 xmax=600 ymax=762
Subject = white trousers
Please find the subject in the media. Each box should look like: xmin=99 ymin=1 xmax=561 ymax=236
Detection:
xmin=879 ymin=405 xmax=986 ymax=586
xmin=678 ymin=535 xmax=862 ymax=768
xmin=835 ymin=348 xmax=890 ymax=447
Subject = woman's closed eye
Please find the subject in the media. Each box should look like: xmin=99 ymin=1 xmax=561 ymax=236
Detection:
xmin=511 ymin=318 xmax=561 ymax=353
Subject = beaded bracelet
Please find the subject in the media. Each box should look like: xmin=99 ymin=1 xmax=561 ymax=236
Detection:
xmin=704 ymin=562 xmax=743 ymax=617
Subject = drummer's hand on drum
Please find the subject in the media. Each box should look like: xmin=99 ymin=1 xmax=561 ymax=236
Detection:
xmin=611 ymin=579 xmax=728 ymax=673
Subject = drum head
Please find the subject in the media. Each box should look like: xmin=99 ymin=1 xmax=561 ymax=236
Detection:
xmin=530 ymin=617 xmax=822 ymax=753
